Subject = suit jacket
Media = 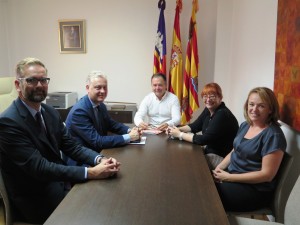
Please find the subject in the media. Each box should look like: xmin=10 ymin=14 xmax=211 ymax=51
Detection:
xmin=65 ymin=95 xmax=129 ymax=151
xmin=0 ymin=98 xmax=99 ymax=223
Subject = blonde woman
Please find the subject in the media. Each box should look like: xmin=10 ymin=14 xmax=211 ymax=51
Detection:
xmin=213 ymin=87 xmax=286 ymax=211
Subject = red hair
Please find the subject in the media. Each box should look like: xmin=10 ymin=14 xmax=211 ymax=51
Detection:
xmin=201 ymin=83 xmax=223 ymax=99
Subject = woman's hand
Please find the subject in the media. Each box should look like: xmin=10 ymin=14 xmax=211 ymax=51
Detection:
xmin=212 ymin=168 xmax=231 ymax=182
xmin=167 ymin=126 xmax=181 ymax=138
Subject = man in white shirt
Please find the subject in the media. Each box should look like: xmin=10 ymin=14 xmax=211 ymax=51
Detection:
xmin=134 ymin=73 xmax=181 ymax=131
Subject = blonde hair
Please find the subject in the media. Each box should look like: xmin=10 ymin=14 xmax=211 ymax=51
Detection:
xmin=243 ymin=87 xmax=280 ymax=126
xmin=16 ymin=57 xmax=47 ymax=78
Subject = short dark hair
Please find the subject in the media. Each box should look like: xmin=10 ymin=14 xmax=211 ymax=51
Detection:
xmin=151 ymin=73 xmax=166 ymax=83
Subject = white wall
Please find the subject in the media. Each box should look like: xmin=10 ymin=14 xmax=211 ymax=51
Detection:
xmin=1 ymin=0 xmax=299 ymax=149
xmin=215 ymin=0 xmax=278 ymax=123
xmin=1 ymin=0 xmax=217 ymax=108
xmin=214 ymin=0 xmax=300 ymax=158
xmin=0 ymin=0 xmax=9 ymax=75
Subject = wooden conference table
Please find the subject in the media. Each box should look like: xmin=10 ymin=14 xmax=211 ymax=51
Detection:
xmin=44 ymin=134 xmax=229 ymax=225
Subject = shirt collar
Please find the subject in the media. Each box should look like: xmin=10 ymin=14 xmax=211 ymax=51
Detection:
xmin=154 ymin=91 xmax=168 ymax=101
xmin=20 ymin=99 xmax=42 ymax=117
xmin=87 ymin=96 xmax=99 ymax=109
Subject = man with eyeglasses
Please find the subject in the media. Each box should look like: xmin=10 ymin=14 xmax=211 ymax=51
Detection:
xmin=0 ymin=57 xmax=120 ymax=224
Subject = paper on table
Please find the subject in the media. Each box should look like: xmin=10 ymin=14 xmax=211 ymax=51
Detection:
xmin=142 ymin=129 xmax=162 ymax=135
xmin=129 ymin=136 xmax=147 ymax=145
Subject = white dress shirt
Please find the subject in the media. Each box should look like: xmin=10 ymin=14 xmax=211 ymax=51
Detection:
xmin=134 ymin=91 xmax=181 ymax=127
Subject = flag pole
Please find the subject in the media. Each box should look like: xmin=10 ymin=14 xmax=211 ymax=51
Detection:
xmin=153 ymin=0 xmax=167 ymax=75
xmin=181 ymin=0 xmax=200 ymax=125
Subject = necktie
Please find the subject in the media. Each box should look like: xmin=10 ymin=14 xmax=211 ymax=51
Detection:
xmin=36 ymin=111 xmax=47 ymax=134
xmin=36 ymin=111 xmax=70 ymax=190
xmin=94 ymin=106 xmax=100 ymax=125
xmin=95 ymin=106 xmax=104 ymax=134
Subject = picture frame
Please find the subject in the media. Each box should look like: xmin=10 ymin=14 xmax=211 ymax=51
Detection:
xmin=58 ymin=20 xmax=86 ymax=53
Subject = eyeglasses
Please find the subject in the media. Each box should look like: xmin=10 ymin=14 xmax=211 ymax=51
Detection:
xmin=18 ymin=77 xmax=50 ymax=86
xmin=202 ymin=95 xmax=217 ymax=100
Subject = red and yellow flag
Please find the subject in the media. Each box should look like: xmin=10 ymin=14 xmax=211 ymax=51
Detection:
xmin=181 ymin=0 xmax=199 ymax=125
xmin=168 ymin=0 xmax=183 ymax=105
xmin=153 ymin=0 xmax=167 ymax=75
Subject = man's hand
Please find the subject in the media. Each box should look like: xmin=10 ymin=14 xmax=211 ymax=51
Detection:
xmin=138 ymin=121 xmax=149 ymax=130
xmin=156 ymin=123 xmax=168 ymax=131
xmin=129 ymin=128 xmax=140 ymax=141
xmin=87 ymin=157 xmax=121 ymax=179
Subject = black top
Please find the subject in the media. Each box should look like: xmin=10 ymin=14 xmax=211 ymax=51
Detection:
xmin=189 ymin=102 xmax=239 ymax=157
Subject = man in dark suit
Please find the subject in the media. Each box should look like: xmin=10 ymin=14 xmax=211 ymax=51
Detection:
xmin=0 ymin=58 xmax=120 ymax=224
xmin=65 ymin=71 xmax=140 ymax=153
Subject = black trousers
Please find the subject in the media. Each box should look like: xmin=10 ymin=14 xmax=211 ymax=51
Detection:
xmin=13 ymin=182 xmax=69 ymax=224
xmin=215 ymin=181 xmax=273 ymax=212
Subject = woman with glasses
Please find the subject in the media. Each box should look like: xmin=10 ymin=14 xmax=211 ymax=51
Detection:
xmin=167 ymin=83 xmax=239 ymax=169
xmin=212 ymin=87 xmax=286 ymax=211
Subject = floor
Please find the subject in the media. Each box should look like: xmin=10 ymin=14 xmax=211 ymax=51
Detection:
xmin=0 ymin=201 xmax=272 ymax=225
xmin=228 ymin=213 xmax=271 ymax=221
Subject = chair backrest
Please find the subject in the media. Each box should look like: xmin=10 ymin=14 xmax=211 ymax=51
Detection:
xmin=277 ymin=123 xmax=300 ymax=223
xmin=271 ymin=152 xmax=293 ymax=222
xmin=285 ymin=175 xmax=300 ymax=225
xmin=0 ymin=168 xmax=13 ymax=225
xmin=0 ymin=76 xmax=18 ymax=113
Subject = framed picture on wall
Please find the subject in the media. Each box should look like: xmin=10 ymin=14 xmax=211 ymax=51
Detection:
xmin=58 ymin=19 xmax=86 ymax=53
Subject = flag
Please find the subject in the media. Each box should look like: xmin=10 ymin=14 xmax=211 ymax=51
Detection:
xmin=168 ymin=0 xmax=183 ymax=106
xmin=153 ymin=0 xmax=167 ymax=75
xmin=181 ymin=0 xmax=199 ymax=124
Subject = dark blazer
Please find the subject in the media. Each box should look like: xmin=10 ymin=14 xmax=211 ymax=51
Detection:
xmin=65 ymin=95 xmax=129 ymax=151
xmin=0 ymin=98 xmax=99 ymax=223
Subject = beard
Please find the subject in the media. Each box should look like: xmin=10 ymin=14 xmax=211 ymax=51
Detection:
xmin=25 ymin=89 xmax=47 ymax=102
